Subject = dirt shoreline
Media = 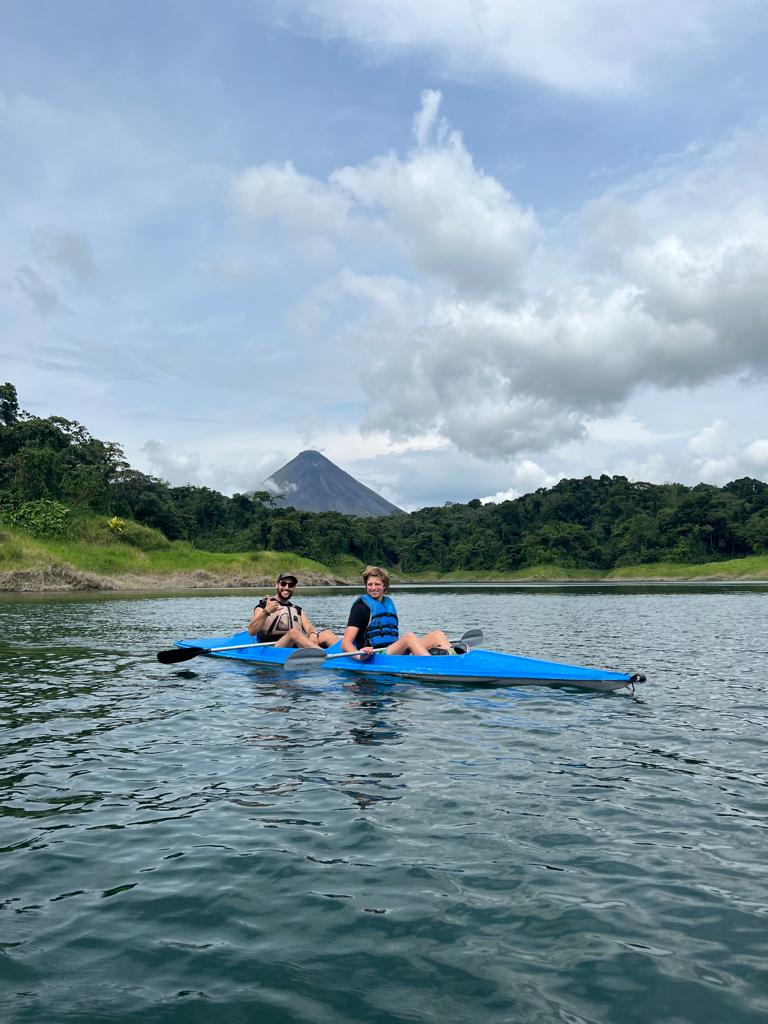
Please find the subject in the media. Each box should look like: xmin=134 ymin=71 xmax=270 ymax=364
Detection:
xmin=1 ymin=563 xmax=765 ymax=593
xmin=0 ymin=565 xmax=352 ymax=593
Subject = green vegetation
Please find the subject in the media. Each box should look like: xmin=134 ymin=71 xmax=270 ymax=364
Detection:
xmin=603 ymin=555 xmax=768 ymax=580
xmin=0 ymin=497 xmax=71 ymax=536
xmin=2 ymin=381 xmax=768 ymax=587
xmin=404 ymin=557 xmax=768 ymax=582
xmin=0 ymin=518 xmax=353 ymax=582
xmin=4 ymin=516 xmax=764 ymax=585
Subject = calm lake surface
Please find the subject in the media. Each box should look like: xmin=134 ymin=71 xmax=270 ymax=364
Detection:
xmin=1 ymin=585 xmax=767 ymax=1024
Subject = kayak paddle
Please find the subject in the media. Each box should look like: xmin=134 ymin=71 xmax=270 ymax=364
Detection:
xmin=283 ymin=628 xmax=484 ymax=671
xmin=157 ymin=639 xmax=277 ymax=665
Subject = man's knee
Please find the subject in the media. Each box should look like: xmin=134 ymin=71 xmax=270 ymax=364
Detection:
xmin=279 ymin=627 xmax=304 ymax=647
xmin=318 ymin=629 xmax=337 ymax=648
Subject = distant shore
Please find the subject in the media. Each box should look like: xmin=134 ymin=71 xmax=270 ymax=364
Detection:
xmin=2 ymin=562 xmax=767 ymax=594
xmin=0 ymin=565 xmax=350 ymax=593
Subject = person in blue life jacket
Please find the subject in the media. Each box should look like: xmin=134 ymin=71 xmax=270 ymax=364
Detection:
xmin=248 ymin=572 xmax=338 ymax=649
xmin=341 ymin=565 xmax=454 ymax=658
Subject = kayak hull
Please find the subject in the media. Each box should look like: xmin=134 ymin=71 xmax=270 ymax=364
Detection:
xmin=175 ymin=633 xmax=642 ymax=692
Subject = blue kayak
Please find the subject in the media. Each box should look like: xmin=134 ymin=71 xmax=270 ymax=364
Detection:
xmin=172 ymin=632 xmax=645 ymax=692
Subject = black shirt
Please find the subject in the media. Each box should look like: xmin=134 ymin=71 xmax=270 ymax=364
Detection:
xmin=346 ymin=597 xmax=370 ymax=636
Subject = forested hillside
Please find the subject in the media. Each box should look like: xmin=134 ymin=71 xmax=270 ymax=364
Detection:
xmin=2 ymin=382 xmax=767 ymax=574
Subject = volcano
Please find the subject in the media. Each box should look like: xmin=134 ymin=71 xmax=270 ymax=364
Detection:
xmin=258 ymin=450 xmax=404 ymax=517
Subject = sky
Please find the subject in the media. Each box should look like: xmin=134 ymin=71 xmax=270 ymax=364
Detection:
xmin=2 ymin=0 xmax=768 ymax=511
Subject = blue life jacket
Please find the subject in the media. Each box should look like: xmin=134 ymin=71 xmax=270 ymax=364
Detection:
xmin=359 ymin=593 xmax=399 ymax=647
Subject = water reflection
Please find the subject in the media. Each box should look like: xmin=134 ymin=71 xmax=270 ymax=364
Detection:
xmin=346 ymin=684 xmax=404 ymax=747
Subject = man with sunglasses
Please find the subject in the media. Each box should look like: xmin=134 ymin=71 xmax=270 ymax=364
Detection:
xmin=247 ymin=572 xmax=338 ymax=649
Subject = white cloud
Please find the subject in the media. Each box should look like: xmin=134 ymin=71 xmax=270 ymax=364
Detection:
xmin=585 ymin=414 xmax=672 ymax=446
xmin=611 ymin=453 xmax=675 ymax=485
xmin=314 ymin=427 xmax=447 ymax=462
xmin=481 ymin=460 xmax=559 ymax=503
xmin=136 ymin=436 xmax=285 ymax=495
xmin=745 ymin=439 xmax=768 ymax=470
xmin=142 ymin=440 xmax=202 ymax=483
xmin=689 ymin=419 xmax=730 ymax=456
xmin=332 ymin=93 xmax=538 ymax=296
xmin=687 ymin=432 xmax=768 ymax=485
xmin=231 ymin=96 xmax=768 ymax=467
xmin=412 ymin=88 xmax=443 ymax=148
xmin=263 ymin=477 xmax=297 ymax=496
xmin=233 ymin=160 xmax=352 ymax=236
xmin=340 ymin=446 xmax=548 ymax=509
xmin=268 ymin=0 xmax=757 ymax=95
xmin=346 ymin=120 xmax=768 ymax=459
xmin=235 ymin=91 xmax=538 ymax=297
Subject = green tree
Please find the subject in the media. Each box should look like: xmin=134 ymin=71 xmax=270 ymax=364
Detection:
xmin=0 ymin=383 xmax=19 ymax=426
xmin=267 ymin=511 xmax=305 ymax=552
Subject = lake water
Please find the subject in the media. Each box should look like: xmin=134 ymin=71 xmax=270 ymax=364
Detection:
xmin=1 ymin=585 xmax=767 ymax=1024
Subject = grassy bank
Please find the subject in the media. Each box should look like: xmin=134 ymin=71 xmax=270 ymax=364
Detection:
xmin=603 ymin=555 xmax=768 ymax=580
xmin=0 ymin=520 xmax=363 ymax=590
xmin=2 ymin=518 xmax=767 ymax=591
xmin=391 ymin=555 xmax=768 ymax=583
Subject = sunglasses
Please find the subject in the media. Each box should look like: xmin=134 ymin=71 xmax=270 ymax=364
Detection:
xmin=278 ymin=580 xmax=296 ymax=588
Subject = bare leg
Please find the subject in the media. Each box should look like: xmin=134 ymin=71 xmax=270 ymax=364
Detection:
xmin=419 ymin=629 xmax=452 ymax=652
xmin=385 ymin=631 xmax=431 ymax=656
xmin=318 ymin=629 xmax=339 ymax=648
xmin=273 ymin=628 xmax=318 ymax=649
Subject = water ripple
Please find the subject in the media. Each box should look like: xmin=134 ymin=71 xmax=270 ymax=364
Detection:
xmin=1 ymin=589 xmax=767 ymax=1023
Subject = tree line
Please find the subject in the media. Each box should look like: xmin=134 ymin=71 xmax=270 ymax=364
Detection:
xmin=2 ymin=382 xmax=768 ymax=571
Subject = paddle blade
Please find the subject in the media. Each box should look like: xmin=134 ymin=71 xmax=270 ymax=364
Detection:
xmin=283 ymin=647 xmax=328 ymax=671
xmin=459 ymin=628 xmax=483 ymax=648
xmin=156 ymin=646 xmax=205 ymax=664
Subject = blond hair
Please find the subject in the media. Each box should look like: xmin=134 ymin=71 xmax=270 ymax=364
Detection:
xmin=362 ymin=565 xmax=390 ymax=592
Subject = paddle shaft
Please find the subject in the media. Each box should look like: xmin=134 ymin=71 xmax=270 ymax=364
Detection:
xmin=324 ymin=645 xmax=389 ymax=661
xmin=284 ymin=628 xmax=483 ymax=670
xmin=200 ymin=641 xmax=277 ymax=654
xmin=157 ymin=639 xmax=277 ymax=664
